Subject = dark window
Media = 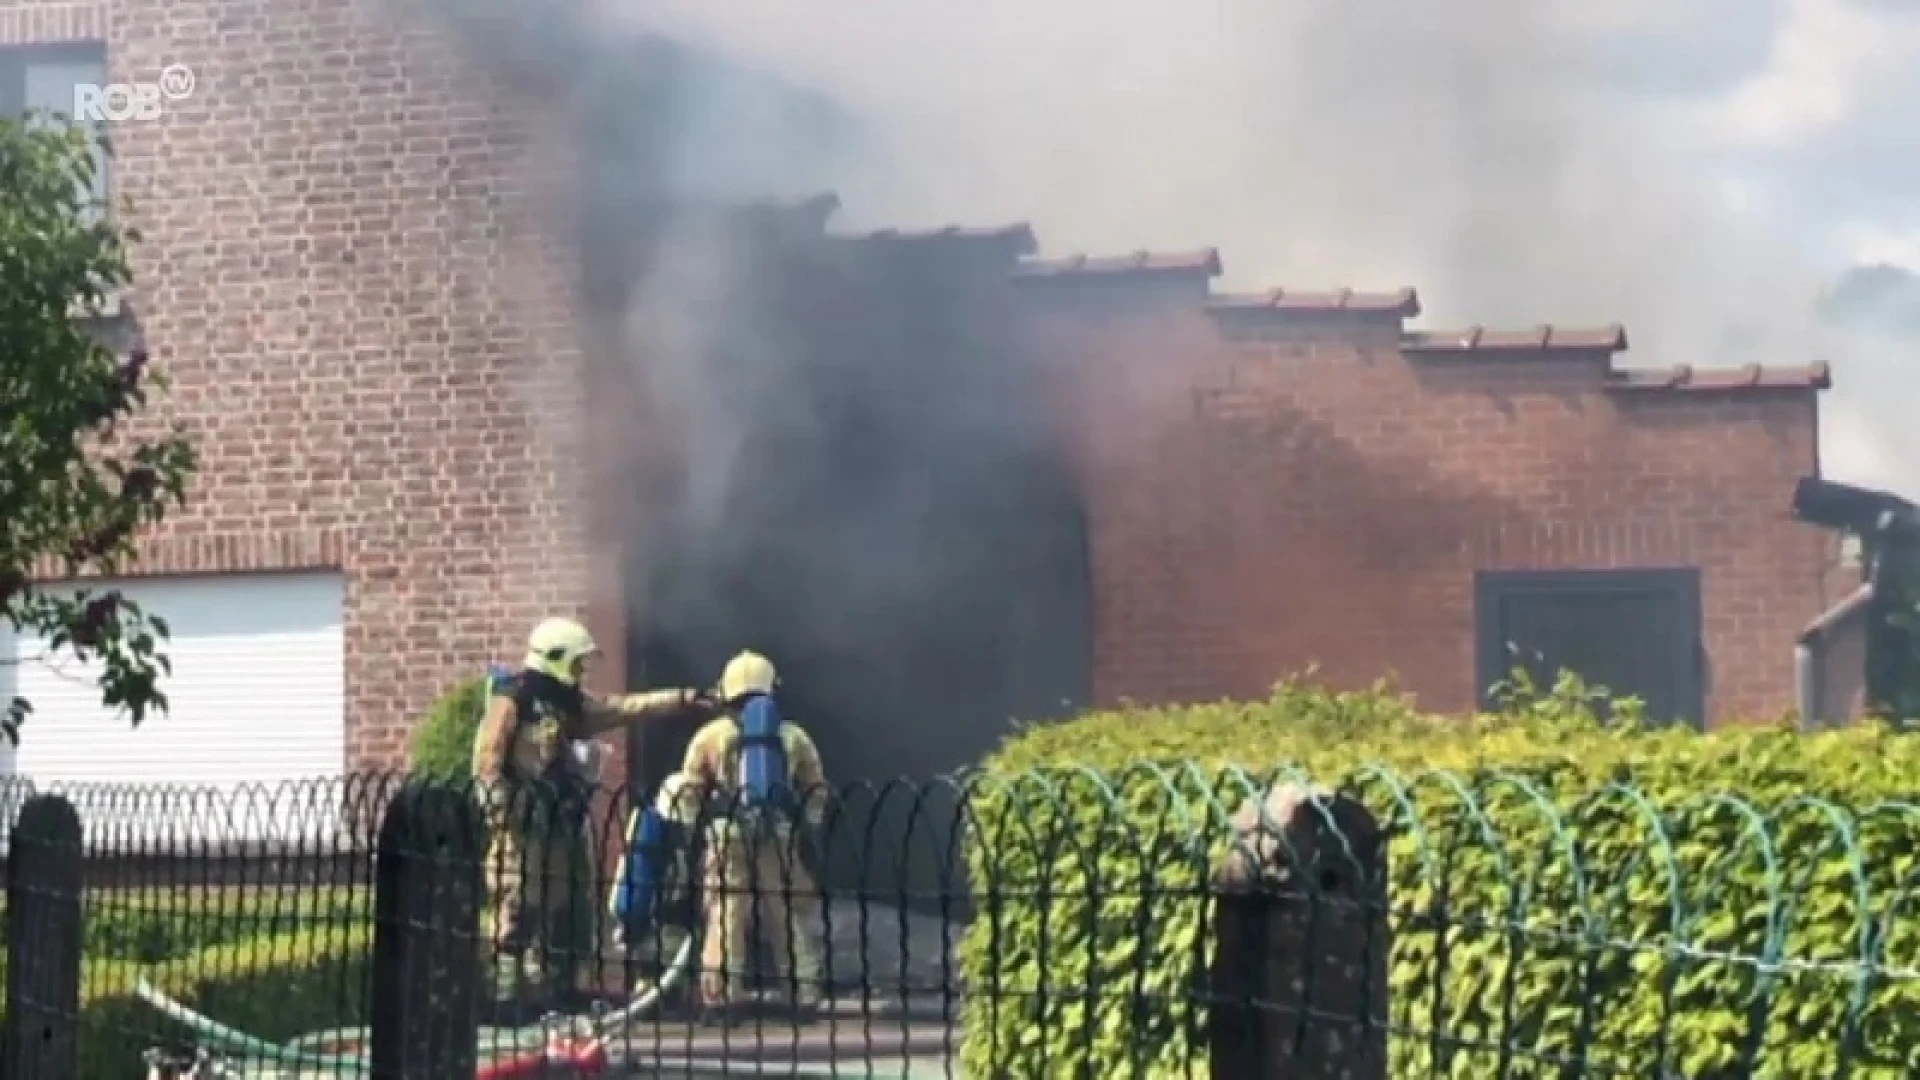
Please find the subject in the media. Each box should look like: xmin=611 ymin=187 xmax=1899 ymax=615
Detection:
xmin=1475 ymin=567 xmax=1707 ymax=727
xmin=0 ymin=42 xmax=110 ymax=209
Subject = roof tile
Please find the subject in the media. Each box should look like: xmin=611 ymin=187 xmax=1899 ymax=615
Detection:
xmin=839 ymin=223 xmax=1040 ymax=257
xmin=735 ymin=192 xmax=842 ymax=232
xmin=1606 ymin=362 xmax=1832 ymax=394
xmin=766 ymin=192 xmax=1036 ymax=252
xmin=1206 ymin=287 xmax=1421 ymax=317
xmin=1401 ymin=324 xmax=1629 ymax=353
xmin=1014 ymin=248 xmax=1223 ymax=279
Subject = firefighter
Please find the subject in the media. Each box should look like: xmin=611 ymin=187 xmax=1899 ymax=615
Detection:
xmin=472 ymin=615 xmax=713 ymax=1004
xmin=609 ymin=770 xmax=704 ymax=1002
xmin=679 ymin=649 xmax=829 ymax=1015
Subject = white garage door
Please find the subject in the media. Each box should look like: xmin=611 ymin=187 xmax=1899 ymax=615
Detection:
xmin=0 ymin=571 xmax=347 ymax=850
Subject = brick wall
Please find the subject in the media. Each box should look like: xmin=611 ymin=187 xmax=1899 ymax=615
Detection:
xmin=1017 ymin=262 xmax=1837 ymax=723
xmin=6 ymin=0 xmax=1842 ymax=759
xmin=4 ymin=0 xmax=621 ymax=769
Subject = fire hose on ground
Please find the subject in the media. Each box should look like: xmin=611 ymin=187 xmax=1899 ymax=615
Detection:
xmin=133 ymin=931 xmax=698 ymax=1077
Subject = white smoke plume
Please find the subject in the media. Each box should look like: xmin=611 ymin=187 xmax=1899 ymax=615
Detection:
xmin=439 ymin=0 xmax=1914 ymax=500
xmin=387 ymin=0 xmax=1920 ymax=792
xmin=421 ymin=0 xmax=1920 ymax=559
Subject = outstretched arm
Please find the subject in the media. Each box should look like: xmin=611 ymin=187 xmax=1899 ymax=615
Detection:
xmin=580 ymin=688 xmax=705 ymax=737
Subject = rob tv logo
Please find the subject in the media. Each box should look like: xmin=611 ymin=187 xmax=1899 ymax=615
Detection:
xmin=72 ymin=64 xmax=195 ymax=122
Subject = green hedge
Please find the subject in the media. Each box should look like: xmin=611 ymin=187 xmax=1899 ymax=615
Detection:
xmin=410 ymin=674 xmax=490 ymax=778
xmin=79 ymin=885 xmax=369 ymax=963
xmin=957 ymin=675 xmax=1920 ymax=1079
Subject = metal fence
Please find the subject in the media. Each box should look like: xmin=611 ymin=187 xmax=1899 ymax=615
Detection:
xmin=2 ymin=768 xmax=1918 ymax=1078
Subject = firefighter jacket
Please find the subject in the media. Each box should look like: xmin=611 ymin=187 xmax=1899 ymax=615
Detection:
xmin=679 ymin=708 xmax=829 ymax=826
xmin=472 ymin=668 xmax=698 ymax=819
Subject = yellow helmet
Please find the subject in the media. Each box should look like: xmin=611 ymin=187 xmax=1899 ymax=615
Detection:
xmin=717 ymin=650 xmax=778 ymax=702
xmin=525 ymin=617 xmax=599 ymax=685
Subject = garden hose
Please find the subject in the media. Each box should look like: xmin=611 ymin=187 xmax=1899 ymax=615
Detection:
xmin=133 ymin=929 xmax=699 ymax=1075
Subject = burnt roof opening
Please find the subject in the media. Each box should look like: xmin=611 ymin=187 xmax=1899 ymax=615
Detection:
xmin=612 ymin=208 xmax=1092 ymax=907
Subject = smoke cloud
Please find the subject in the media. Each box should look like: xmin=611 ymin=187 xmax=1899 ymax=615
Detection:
xmin=421 ymin=5 xmax=1094 ymax=781
xmin=416 ymin=0 xmax=1920 ymax=725
xmin=614 ymin=0 xmax=1798 ymax=351
xmin=423 ymin=0 xmax=1920 ymax=502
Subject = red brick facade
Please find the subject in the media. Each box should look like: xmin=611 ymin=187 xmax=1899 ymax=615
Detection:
xmin=3 ymin=0 xmax=625 ymax=772
xmin=8 ymin=1 xmax=1839 ymax=776
xmin=1013 ymin=260 xmax=1836 ymax=721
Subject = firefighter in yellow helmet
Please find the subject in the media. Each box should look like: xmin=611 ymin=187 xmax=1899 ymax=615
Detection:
xmin=472 ymin=616 xmax=715 ymax=1005
xmin=679 ymin=649 xmax=829 ymax=1016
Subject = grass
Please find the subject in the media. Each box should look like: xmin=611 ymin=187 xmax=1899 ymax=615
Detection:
xmin=1 ymin=885 xmax=375 ymax=1079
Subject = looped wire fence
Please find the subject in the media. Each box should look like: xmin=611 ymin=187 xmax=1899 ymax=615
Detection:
xmin=0 ymin=764 xmax=1916 ymax=1077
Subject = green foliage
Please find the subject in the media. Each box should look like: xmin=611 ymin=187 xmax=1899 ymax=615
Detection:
xmin=959 ymin=672 xmax=1920 ymax=1079
xmin=409 ymin=674 xmax=491 ymax=777
xmin=0 ymin=113 xmax=197 ymax=741
xmin=78 ymin=886 xmax=370 ymax=963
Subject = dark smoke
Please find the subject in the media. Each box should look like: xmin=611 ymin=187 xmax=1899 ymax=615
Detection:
xmin=408 ymin=0 xmax=1920 ymax=744
xmin=412 ymin=1 xmax=1091 ymax=804
xmin=573 ymin=0 xmax=1919 ymax=496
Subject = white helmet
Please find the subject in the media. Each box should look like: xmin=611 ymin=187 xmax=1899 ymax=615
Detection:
xmin=717 ymin=650 xmax=778 ymax=702
xmin=525 ymin=617 xmax=599 ymax=685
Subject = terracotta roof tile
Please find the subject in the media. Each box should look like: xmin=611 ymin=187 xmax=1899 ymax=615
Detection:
xmin=1014 ymin=249 xmax=1223 ymax=279
xmin=1606 ymin=362 xmax=1832 ymax=394
xmin=1401 ymin=324 xmax=1629 ymax=353
xmin=734 ymin=192 xmax=842 ymax=232
xmin=848 ymin=222 xmax=1044 ymax=255
xmin=1206 ymin=287 xmax=1422 ymax=317
xmin=741 ymin=194 xmax=1038 ymax=253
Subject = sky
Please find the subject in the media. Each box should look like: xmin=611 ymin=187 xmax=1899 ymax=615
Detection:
xmin=557 ymin=0 xmax=1920 ymax=496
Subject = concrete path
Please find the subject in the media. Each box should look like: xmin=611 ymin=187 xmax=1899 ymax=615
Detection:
xmin=604 ymin=1007 xmax=959 ymax=1074
xmin=599 ymin=899 xmax=964 ymax=1008
xmin=253 ymin=902 xmax=969 ymax=1078
xmin=592 ymin=900 xmax=967 ymax=1076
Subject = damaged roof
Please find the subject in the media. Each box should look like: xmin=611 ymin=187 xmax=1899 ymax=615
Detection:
xmin=846 ymin=223 xmax=1040 ymax=256
xmin=785 ymin=194 xmax=1038 ymax=257
xmin=688 ymin=201 xmax=1830 ymax=397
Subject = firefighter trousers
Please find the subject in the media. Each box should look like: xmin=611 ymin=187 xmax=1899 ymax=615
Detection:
xmin=484 ymin=817 xmax=595 ymax=994
xmin=698 ymin=817 xmax=823 ymax=1006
